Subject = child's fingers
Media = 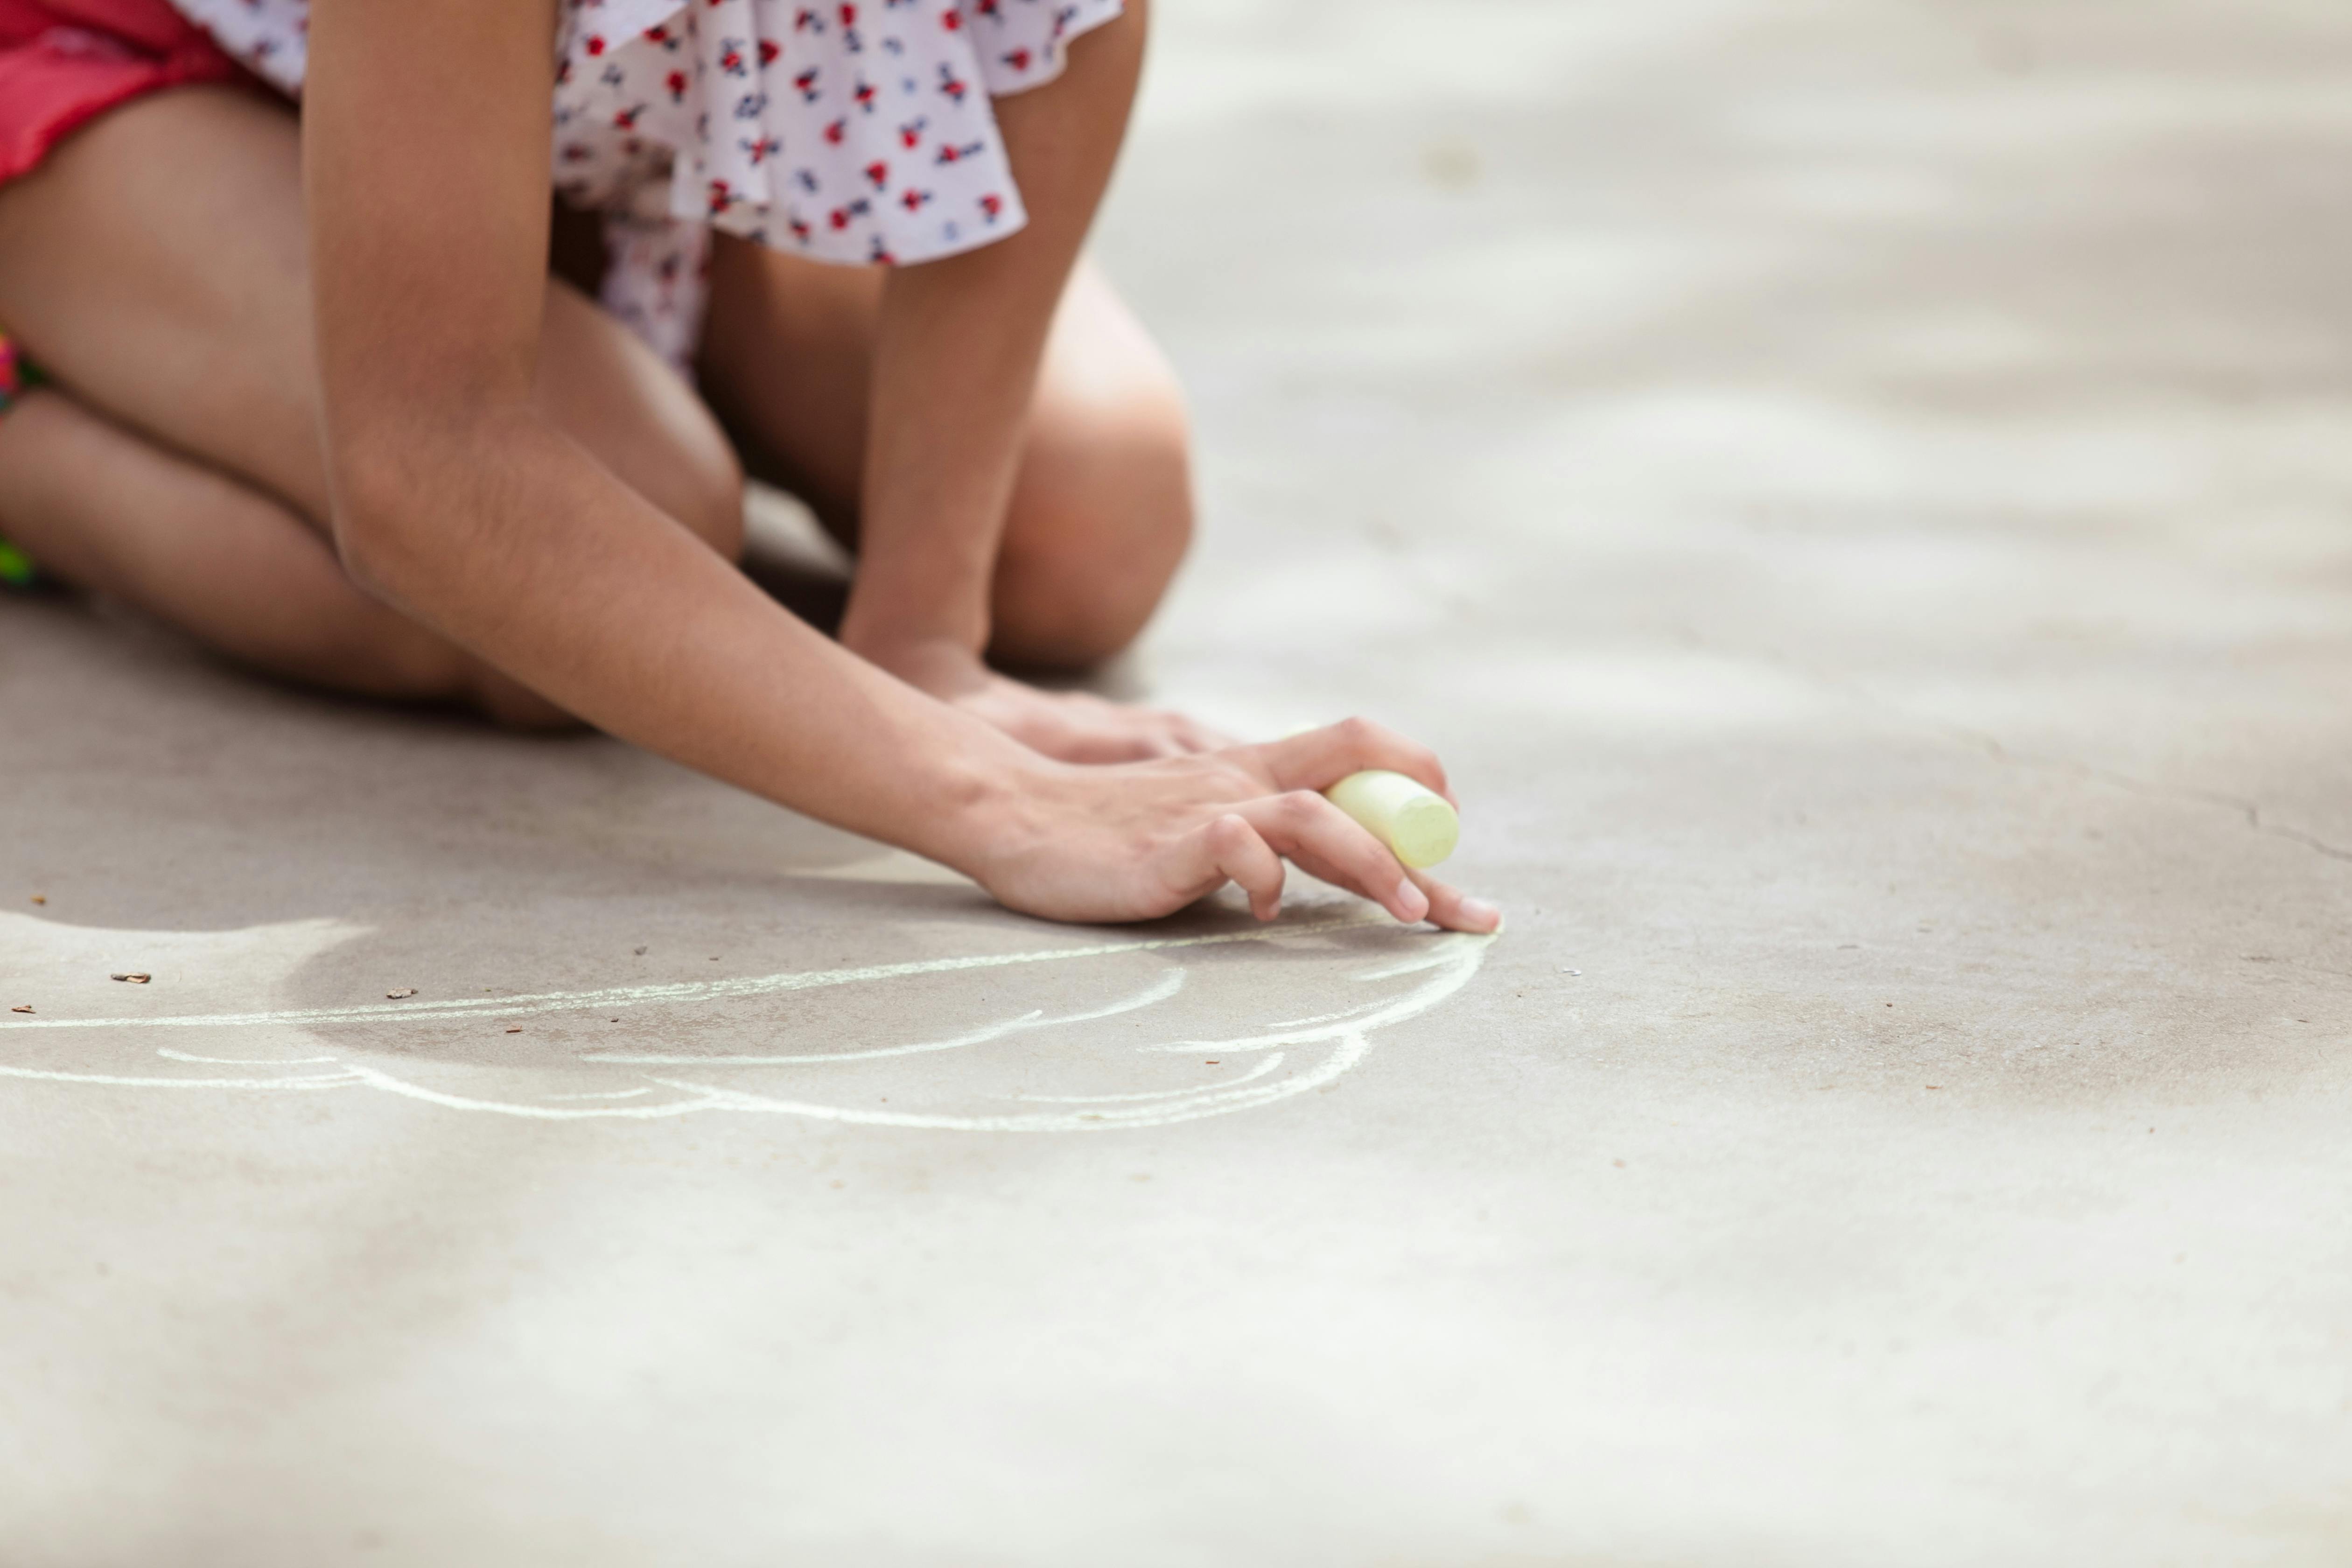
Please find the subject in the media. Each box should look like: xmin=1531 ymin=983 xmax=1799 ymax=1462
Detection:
xmin=1041 ymin=704 xmax=1186 ymax=763
xmin=1173 ymin=812 xmax=1288 ymax=920
xmin=1053 ymin=700 xmax=1227 ymax=763
xmin=1406 ymin=868 xmax=1503 ymax=934
xmin=1168 ymin=713 xmax=1236 ymax=754
xmin=1060 ymin=733 xmax=1178 ymax=764
xmin=1248 ymin=717 xmax=1455 ymax=805
xmin=1129 ymin=707 xmax=1226 ymax=757
xmin=1237 ymin=790 xmax=1429 ymax=924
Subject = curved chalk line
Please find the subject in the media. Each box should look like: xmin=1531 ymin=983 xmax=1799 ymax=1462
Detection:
xmin=581 ymin=968 xmax=1186 ymax=1067
xmin=156 ymin=1047 xmax=341 ymax=1066
xmin=0 ymin=913 xmax=1382 ymax=1032
xmin=625 ymin=934 xmax=1491 ymax=1133
xmin=0 ymin=1064 xmax=361 ymax=1091
xmin=0 ymin=923 xmax=1493 ymax=1132
xmin=1003 ymin=1053 xmax=1288 ymax=1104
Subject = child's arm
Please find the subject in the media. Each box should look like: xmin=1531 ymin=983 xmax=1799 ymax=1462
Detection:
xmin=302 ymin=0 xmax=1497 ymax=932
xmin=835 ymin=1 xmax=1219 ymax=763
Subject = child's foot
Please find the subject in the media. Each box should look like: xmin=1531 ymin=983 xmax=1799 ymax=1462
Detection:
xmin=0 ymin=336 xmax=45 ymax=591
xmin=0 ymin=539 xmax=38 ymax=591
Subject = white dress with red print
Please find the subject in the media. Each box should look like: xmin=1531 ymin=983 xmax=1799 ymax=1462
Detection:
xmin=165 ymin=0 xmax=1124 ymax=364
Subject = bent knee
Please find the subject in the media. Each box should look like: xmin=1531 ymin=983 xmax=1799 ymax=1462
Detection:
xmin=598 ymin=399 xmax=744 ymax=562
xmin=991 ymin=382 xmax=1195 ymax=670
xmin=464 ymin=666 xmax=582 ymax=731
xmin=296 ymin=593 xmax=579 ymax=729
xmin=361 ymin=626 xmax=578 ymax=729
xmin=650 ymin=418 xmax=747 ymax=562
xmin=536 ymin=281 xmax=748 ymax=562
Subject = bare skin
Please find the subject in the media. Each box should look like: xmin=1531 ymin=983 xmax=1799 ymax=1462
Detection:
xmin=0 ymin=87 xmax=728 ymax=727
xmin=0 ymin=0 xmax=1502 ymax=932
xmin=701 ymin=243 xmax=1228 ymax=761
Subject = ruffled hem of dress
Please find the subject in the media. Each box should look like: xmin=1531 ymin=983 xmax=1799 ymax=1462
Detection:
xmin=556 ymin=0 xmax=1125 ymax=271
xmin=562 ymin=0 xmax=1126 ymax=99
xmin=975 ymin=0 xmax=1127 ymax=101
xmin=166 ymin=0 xmax=309 ymax=97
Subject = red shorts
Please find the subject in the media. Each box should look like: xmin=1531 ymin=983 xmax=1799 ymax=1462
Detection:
xmin=0 ymin=0 xmax=246 ymax=186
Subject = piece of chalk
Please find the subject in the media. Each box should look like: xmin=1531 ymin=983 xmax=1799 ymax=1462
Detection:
xmin=1324 ymin=770 xmax=1459 ymax=869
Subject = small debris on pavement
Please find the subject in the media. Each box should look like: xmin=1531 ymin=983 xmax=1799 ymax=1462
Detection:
xmin=1561 ymin=967 xmax=1580 ymax=975
xmin=505 ymin=1027 xmax=523 ymax=1034
xmin=9 ymin=1005 xmax=30 ymax=1014
xmin=29 ymin=894 xmax=44 ymax=905
xmin=110 ymin=973 xmax=150 ymax=985
xmin=633 ymin=946 xmax=648 ymax=956
xmin=385 ymin=988 xmax=418 ymax=999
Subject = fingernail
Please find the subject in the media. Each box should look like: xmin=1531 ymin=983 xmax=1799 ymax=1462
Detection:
xmin=1395 ymin=878 xmax=1430 ymax=924
xmin=1458 ymin=896 xmax=1501 ymax=931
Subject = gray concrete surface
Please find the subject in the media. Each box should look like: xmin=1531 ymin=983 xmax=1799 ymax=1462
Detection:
xmin=5 ymin=0 xmax=2351 ymax=1561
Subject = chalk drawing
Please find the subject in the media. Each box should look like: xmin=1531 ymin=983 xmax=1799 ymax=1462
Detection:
xmin=1 ymin=915 xmax=1374 ymax=1031
xmin=580 ymin=969 xmax=1188 ymax=1066
xmin=0 ymin=913 xmax=1494 ymax=1131
xmin=1006 ymin=1054 xmax=1290 ymax=1103
xmin=156 ymin=1047 xmax=341 ymax=1065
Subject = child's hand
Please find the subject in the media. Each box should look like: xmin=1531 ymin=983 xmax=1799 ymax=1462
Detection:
xmin=950 ymin=672 xmax=1231 ymax=762
xmin=963 ymin=719 xmax=1504 ymax=932
xmin=868 ymin=637 xmax=1232 ymax=762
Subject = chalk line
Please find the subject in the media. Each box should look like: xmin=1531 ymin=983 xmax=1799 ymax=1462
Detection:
xmin=330 ymin=1063 xmax=731 ymax=1121
xmin=0 ymin=1063 xmax=361 ymax=1091
xmin=580 ymin=969 xmax=1185 ymax=1066
xmin=588 ymin=1007 xmax=1053 ymax=1068
xmin=157 ymin=1047 xmax=340 ymax=1066
xmin=0 ymin=924 xmax=1495 ymax=1133
xmin=639 ymin=1040 xmax=1370 ymax=1133
xmin=1136 ymin=965 xmax=1483 ymax=1054
xmin=621 ymin=933 xmax=1493 ymax=1132
xmin=0 ymin=912 xmax=1385 ymax=1031
xmin=1004 ymin=1052 xmax=1288 ymax=1104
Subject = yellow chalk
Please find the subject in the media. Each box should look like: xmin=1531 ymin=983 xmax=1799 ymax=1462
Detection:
xmin=1325 ymin=770 xmax=1459 ymax=869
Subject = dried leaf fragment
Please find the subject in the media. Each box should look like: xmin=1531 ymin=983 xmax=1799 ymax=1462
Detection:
xmin=385 ymin=988 xmax=418 ymax=1000
xmin=504 ymin=1027 xmax=523 ymax=1035
xmin=29 ymin=895 xmax=45 ymax=905
xmin=9 ymin=1005 xmax=30 ymax=1014
xmin=111 ymin=973 xmax=151 ymax=985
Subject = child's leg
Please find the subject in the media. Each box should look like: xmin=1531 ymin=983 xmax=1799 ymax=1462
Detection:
xmin=698 ymin=245 xmax=1195 ymax=672
xmin=0 ymin=385 xmax=567 ymax=723
xmin=0 ymin=85 xmax=744 ymax=717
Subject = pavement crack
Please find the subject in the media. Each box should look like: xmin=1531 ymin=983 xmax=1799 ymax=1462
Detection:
xmin=1686 ymin=629 xmax=2352 ymax=868
xmin=1955 ymin=732 xmax=2352 ymax=866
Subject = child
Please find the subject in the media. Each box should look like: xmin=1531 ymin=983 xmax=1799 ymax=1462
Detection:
xmin=0 ymin=0 xmax=1499 ymax=933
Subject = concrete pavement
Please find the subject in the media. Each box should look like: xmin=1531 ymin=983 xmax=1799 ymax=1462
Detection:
xmin=4 ymin=1 xmax=2349 ymax=1561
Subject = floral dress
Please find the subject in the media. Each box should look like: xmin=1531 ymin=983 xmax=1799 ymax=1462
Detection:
xmin=169 ymin=0 xmax=1124 ymax=364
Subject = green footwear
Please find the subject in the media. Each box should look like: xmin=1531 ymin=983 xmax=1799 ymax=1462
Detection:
xmin=1 ymin=331 xmax=42 ymax=587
